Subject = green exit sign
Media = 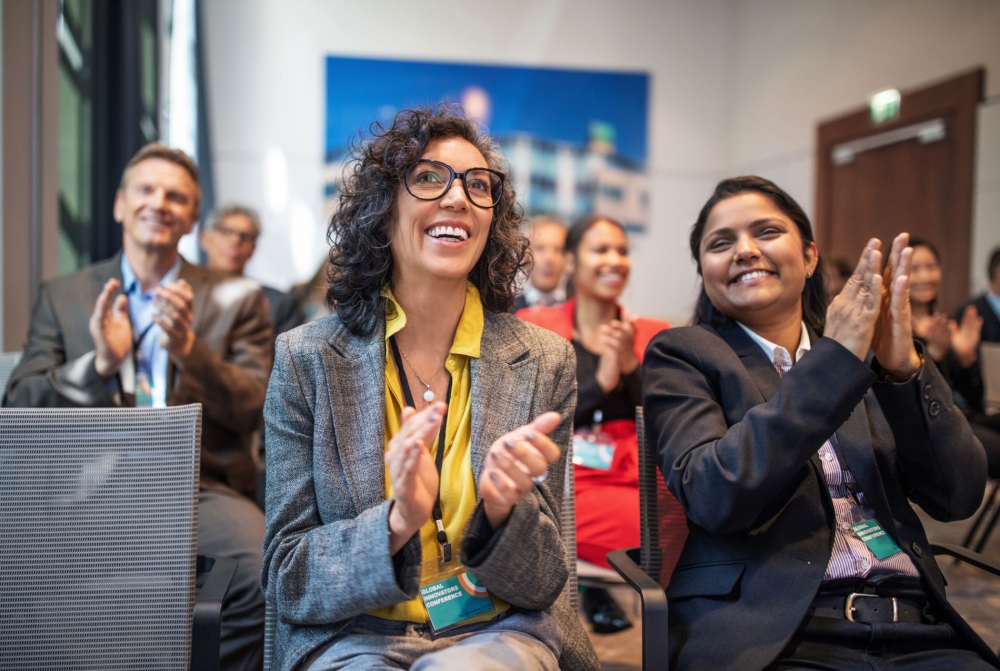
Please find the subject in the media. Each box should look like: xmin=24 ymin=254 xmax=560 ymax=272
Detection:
xmin=869 ymin=89 xmax=901 ymax=124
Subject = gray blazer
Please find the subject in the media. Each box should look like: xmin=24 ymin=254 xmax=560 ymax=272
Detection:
xmin=262 ymin=311 xmax=601 ymax=671
xmin=4 ymin=252 xmax=274 ymax=497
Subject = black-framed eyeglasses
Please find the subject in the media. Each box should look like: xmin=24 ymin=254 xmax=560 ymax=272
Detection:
xmin=213 ymin=224 xmax=258 ymax=245
xmin=404 ymin=159 xmax=504 ymax=209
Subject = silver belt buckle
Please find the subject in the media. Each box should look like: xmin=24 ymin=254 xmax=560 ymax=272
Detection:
xmin=845 ymin=593 xmax=898 ymax=622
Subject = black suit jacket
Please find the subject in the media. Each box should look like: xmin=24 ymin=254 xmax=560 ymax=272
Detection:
xmin=643 ymin=320 xmax=993 ymax=671
xmin=961 ymin=294 xmax=1000 ymax=344
xmin=509 ymin=293 xmax=529 ymax=314
xmin=4 ymin=252 xmax=274 ymax=497
xmin=262 ymin=285 xmax=305 ymax=336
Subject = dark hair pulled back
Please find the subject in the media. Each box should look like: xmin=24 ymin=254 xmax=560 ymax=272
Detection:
xmin=689 ymin=176 xmax=828 ymax=334
xmin=908 ymin=237 xmax=941 ymax=263
xmin=565 ymin=214 xmax=627 ymax=257
xmin=563 ymin=214 xmax=627 ymax=298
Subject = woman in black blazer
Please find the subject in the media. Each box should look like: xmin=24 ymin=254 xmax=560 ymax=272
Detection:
xmin=642 ymin=176 xmax=996 ymax=671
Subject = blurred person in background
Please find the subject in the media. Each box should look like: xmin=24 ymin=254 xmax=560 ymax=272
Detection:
xmin=518 ymin=214 xmax=670 ymax=634
xmin=512 ymin=216 xmax=568 ymax=312
xmin=960 ymin=246 xmax=1000 ymax=344
xmin=290 ymin=259 xmax=335 ymax=323
xmin=201 ymin=204 xmax=305 ymax=336
xmin=908 ymin=238 xmax=1000 ymax=480
xmin=4 ymin=144 xmax=272 ymax=671
xmin=909 ymin=238 xmax=984 ymax=407
xmin=202 ymin=204 xmax=306 ymax=510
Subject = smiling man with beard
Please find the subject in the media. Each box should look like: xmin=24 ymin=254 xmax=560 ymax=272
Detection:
xmin=4 ymin=143 xmax=273 ymax=671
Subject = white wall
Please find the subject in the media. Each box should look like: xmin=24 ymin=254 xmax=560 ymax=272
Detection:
xmin=202 ymin=0 xmax=734 ymax=322
xmin=727 ymin=0 xmax=1000 ymax=295
xmin=203 ymin=0 xmax=1000 ymax=323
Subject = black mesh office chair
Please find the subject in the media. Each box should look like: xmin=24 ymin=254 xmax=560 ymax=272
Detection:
xmin=0 ymin=405 xmax=234 ymax=670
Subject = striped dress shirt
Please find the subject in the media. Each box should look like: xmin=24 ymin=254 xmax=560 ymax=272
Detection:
xmin=737 ymin=322 xmax=919 ymax=580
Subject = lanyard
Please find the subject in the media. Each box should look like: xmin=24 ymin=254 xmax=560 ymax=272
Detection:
xmin=388 ymin=335 xmax=454 ymax=563
xmin=116 ymin=318 xmax=156 ymax=406
xmin=113 ymin=320 xmax=156 ymax=407
xmin=131 ymin=321 xmax=157 ymax=375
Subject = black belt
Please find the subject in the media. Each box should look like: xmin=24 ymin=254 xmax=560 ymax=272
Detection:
xmin=810 ymin=594 xmax=927 ymax=624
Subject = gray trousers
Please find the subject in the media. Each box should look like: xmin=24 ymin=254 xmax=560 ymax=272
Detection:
xmin=303 ymin=611 xmax=562 ymax=671
xmin=199 ymin=487 xmax=266 ymax=671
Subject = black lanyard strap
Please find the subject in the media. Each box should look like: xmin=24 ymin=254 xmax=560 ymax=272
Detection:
xmin=388 ymin=335 xmax=454 ymax=562
xmin=131 ymin=322 xmax=157 ymax=386
xmin=133 ymin=323 xmax=155 ymax=354
xmin=127 ymin=318 xmax=156 ymax=398
xmin=117 ymin=322 xmax=156 ymax=407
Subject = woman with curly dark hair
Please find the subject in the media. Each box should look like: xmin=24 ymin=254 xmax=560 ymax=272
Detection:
xmin=261 ymin=107 xmax=600 ymax=671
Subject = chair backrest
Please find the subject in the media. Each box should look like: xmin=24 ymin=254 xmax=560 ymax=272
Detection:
xmin=981 ymin=342 xmax=1000 ymax=416
xmin=561 ymin=443 xmax=581 ymax=610
xmin=263 ymin=446 xmax=582 ymax=671
xmin=0 ymin=405 xmax=202 ymax=670
xmin=264 ymin=598 xmax=277 ymax=671
xmin=636 ymin=406 xmax=688 ymax=588
xmin=0 ymin=351 xmax=22 ymax=397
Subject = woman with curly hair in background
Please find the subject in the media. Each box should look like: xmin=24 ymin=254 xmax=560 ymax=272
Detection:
xmin=261 ymin=107 xmax=600 ymax=671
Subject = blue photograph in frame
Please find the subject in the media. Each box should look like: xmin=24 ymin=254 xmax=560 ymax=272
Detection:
xmin=325 ymin=56 xmax=650 ymax=232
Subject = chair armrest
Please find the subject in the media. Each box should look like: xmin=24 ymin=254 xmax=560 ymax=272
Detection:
xmin=931 ymin=542 xmax=1000 ymax=577
xmin=607 ymin=548 xmax=669 ymax=670
xmin=191 ymin=554 xmax=238 ymax=671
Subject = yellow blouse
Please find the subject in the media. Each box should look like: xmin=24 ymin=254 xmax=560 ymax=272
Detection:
xmin=369 ymin=283 xmax=509 ymax=622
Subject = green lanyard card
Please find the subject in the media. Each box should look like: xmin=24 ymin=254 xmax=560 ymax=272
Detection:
xmin=572 ymin=426 xmax=615 ymax=471
xmin=419 ymin=560 xmax=499 ymax=633
xmin=851 ymin=519 xmax=903 ymax=560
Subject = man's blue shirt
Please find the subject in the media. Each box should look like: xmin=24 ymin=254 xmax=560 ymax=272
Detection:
xmin=118 ymin=254 xmax=182 ymax=407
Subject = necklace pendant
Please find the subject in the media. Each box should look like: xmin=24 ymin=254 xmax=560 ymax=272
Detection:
xmin=423 ymin=388 xmax=435 ymax=403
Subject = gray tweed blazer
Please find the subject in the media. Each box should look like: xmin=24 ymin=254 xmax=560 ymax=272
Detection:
xmin=261 ymin=310 xmax=601 ymax=671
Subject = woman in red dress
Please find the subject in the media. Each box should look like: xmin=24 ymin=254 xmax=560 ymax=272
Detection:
xmin=518 ymin=214 xmax=669 ymax=633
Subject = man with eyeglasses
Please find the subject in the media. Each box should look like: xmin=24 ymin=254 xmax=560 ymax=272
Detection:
xmin=201 ymin=205 xmax=304 ymax=336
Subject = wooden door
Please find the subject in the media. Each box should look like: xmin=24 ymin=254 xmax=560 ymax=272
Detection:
xmin=815 ymin=69 xmax=983 ymax=313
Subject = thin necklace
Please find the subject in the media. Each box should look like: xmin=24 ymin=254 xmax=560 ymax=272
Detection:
xmin=397 ymin=346 xmax=446 ymax=404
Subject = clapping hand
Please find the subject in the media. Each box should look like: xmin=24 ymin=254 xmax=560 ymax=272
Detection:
xmin=89 ymin=279 xmax=133 ymax=378
xmin=870 ymin=233 xmax=921 ymax=380
xmin=923 ymin=313 xmax=952 ymax=361
xmin=825 ymin=238 xmax=884 ymax=361
xmin=386 ymin=402 xmax=447 ymax=555
xmin=479 ymin=412 xmax=562 ymax=529
xmin=950 ymin=305 xmax=983 ymax=368
xmin=826 ymin=234 xmax=922 ymax=381
xmin=153 ymin=279 xmax=196 ymax=362
xmin=596 ymin=311 xmax=638 ymax=393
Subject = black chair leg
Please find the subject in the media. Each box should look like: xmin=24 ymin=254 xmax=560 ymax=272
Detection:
xmin=192 ymin=555 xmax=238 ymax=671
xmin=973 ymin=492 xmax=1000 ymax=554
xmin=963 ymin=481 xmax=999 ymax=549
xmin=607 ymin=548 xmax=670 ymax=670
